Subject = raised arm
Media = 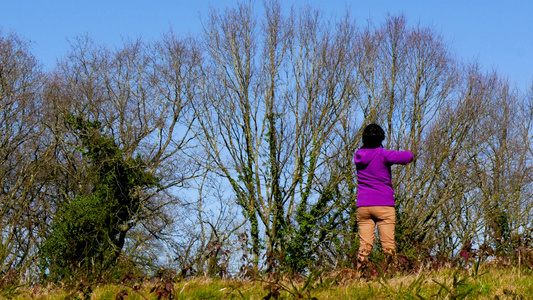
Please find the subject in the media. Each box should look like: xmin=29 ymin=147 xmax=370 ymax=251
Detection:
xmin=384 ymin=150 xmax=414 ymax=165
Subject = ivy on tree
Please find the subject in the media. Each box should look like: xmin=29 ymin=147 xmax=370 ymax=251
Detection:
xmin=40 ymin=115 xmax=159 ymax=281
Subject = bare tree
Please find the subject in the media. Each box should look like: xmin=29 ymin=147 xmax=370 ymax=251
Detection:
xmin=195 ymin=1 xmax=361 ymax=271
xmin=0 ymin=32 xmax=47 ymax=279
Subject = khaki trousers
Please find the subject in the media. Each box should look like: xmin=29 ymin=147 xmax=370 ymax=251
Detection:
xmin=357 ymin=206 xmax=396 ymax=260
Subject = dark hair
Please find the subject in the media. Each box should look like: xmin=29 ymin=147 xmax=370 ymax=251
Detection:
xmin=362 ymin=123 xmax=385 ymax=148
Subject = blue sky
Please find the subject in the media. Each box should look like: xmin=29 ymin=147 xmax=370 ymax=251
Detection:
xmin=1 ymin=0 xmax=532 ymax=92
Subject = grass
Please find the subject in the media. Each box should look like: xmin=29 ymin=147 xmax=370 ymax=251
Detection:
xmin=5 ymin=264 xmax=533 ymax=299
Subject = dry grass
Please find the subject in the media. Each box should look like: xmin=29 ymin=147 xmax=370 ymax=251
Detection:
xmin=5 ymin=265 xmax=533 ymax=299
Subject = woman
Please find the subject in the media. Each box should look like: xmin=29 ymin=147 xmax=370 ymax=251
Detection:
xmin=354 ymin=123 xmax=413 ymax=266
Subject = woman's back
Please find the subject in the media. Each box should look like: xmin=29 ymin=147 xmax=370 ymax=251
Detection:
xmin=354 ymin=146 xmax=413 ymax=207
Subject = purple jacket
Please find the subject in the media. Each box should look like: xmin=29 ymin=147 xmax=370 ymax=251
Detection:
xmin=354 ymin=146 xmax=413 ymax=207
